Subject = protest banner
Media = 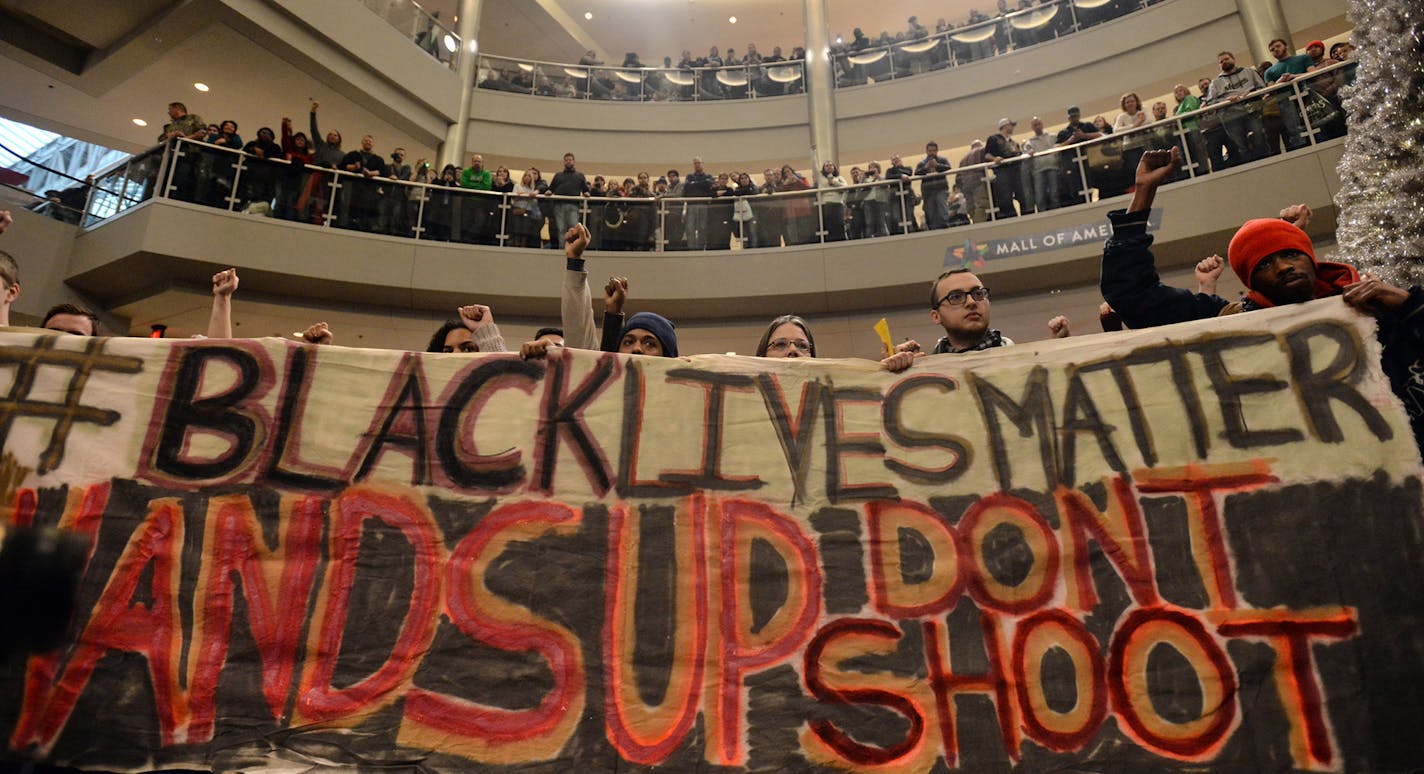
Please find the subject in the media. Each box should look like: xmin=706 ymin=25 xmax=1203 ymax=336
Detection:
xmin=1 ymin=298 xmax=1422 ymax=772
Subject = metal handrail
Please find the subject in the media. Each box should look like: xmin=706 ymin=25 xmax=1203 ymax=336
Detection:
xmin=81 ymin=61 xmax=1353 ymax=244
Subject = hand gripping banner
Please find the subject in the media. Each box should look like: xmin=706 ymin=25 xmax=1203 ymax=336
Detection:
xmin=2 ymin=298 xmax=1423 ymax=772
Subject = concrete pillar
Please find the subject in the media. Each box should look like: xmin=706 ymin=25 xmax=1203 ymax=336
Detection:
xmin=1234 ymin=0 xmax=1292 ymax=68
xmin=802 ymin=0 xmax=839 ymax=175
xmin=438 ymin=0 xmax=481 ymax=170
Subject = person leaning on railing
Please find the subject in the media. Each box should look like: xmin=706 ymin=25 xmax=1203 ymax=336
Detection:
xmin=1203 ymin=51 xmax=1267 ymax=168
xmin=423 ymin=164 xmax=460 ymax=242
xmin=158 ymin=100 xmax=206 ymax=204
xmin=775 ymin=165 xmax=813 ymax=246
xmin=239 ymin=127 xmax=283 ymax=214
xmin=860 ymin=162 xmax=892 ymax=238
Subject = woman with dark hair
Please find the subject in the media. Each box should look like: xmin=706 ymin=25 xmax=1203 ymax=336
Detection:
xmin=307 ymin=101 xmax=344 ymax=224
xmin=425 ymin=164 xmax=461 ymax=241
xmin=199 ymin=119 xmax=243 ymax=207
xmin=755 ymin=314 xmax=918 ymax=371
xmin=776 ymin=164 xmax=813 ymax=245
xmin=240 ymin=126 xmax=283 ymax=211
xmin=756 ymin=314 xmax=817 ymax=358
xmin=206 ymin=120 xmax=243 ymax=149
xmin=489 ymin=165 xmax=513 ymax=241
xmin=731 ymin=171 xmax=760 ymax=247
xmin=425 ymin=304 xmax=507 ymax=353
xmin=278 ymin=116 xmax=313 ymax=220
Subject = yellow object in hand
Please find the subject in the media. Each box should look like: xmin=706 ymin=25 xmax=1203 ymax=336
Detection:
xmin=873 ymin=318 xmax=894 ymax=358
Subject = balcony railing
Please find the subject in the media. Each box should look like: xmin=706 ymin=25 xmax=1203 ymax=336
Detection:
xmin=473 ymin=0 xmax=1160 ymax=102
xmin=81 ymin=62 xmax=1354 ymax=251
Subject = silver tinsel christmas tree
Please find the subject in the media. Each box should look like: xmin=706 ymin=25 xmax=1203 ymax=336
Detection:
xmin=1334 ymin=1 xmax=1424 ymax=283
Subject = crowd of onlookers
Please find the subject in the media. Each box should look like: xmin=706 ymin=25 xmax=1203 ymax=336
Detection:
xmin=121 ymin=35 xmax=1350 ymax=253
xmin=478 ymin=0 xmax=1157 ymax=101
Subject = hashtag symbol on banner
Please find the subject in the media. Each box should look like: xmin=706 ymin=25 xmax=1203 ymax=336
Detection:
xmin=0 ymin=337 xmax=144 ymax=474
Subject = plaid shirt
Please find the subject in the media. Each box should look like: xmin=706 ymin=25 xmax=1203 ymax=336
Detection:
xmin=933 ymin=329 xmax=1011 ymax=354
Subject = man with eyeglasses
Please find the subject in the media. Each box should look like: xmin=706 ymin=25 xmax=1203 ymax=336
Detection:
xmin=929 ymin=269 xmax=1006 ymax=354
xmin=929 ymin=269 xmax=1070 ymax=353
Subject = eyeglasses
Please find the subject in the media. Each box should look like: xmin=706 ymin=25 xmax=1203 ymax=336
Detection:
xmin=767 ymin=338 xmax=812 ymax=354
xmin=934 ymin=286 xmax=990 ymax=308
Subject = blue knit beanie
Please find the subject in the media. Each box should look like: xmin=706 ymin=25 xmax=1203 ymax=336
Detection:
xmin=620 ymin=312 xmax=678 ymax=357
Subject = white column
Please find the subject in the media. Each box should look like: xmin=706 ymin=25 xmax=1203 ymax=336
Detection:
xmin=802 ymin=0 xmax=839 ymax=174
xmin=439 ymin=0 xmax=481 ymax=170
xmin=1234 ymin=0 xmax=1292 ymax=68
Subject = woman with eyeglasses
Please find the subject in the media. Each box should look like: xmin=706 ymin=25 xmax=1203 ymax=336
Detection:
xmin=755 ymin=314 xmax=918 ymax=371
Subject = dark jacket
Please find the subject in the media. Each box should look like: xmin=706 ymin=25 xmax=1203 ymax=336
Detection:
xmin=309 ymin=112 xmax=344 ymax=168
xmin=683 ymin=171 xmax=716 ymax=198
xmin=1101 ymin=209 xmax=1241 ymax=326
xmin=914 ymin=155 xmax=952 ymax=192
xmin=548 ymin=169 xmax=589 ymax=197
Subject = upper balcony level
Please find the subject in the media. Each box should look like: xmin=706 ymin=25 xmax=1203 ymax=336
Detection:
xmin=471 ymin=0 xmax=1156 ymax=104
xmin=457 ymin=0 xmax=1349 ymax=171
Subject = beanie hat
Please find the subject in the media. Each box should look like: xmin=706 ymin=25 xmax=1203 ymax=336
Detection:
xmin=1227 ymin=218 xmax=1357 ymax=308
xmin=620 ymin=312 xmax=678 ymax=357
xmin=1228 ymin=219 xmax=1314 ymax=286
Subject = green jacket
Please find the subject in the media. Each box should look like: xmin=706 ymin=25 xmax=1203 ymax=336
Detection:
xmin=460 ymin=167 xmax=492 ymax=190
xmin=1174 ymin=94 xmax=1202 ymax=133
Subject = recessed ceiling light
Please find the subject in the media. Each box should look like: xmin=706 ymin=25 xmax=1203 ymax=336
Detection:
xmin=729 ymin=15 xmax=737 ymax=23
xmin=193 ymin=82 xmax=209 ymax=92
xmin=584 ymin=11 xmax=592 ymax=19
xmin=132 ymin=118 xmax=148 ymax=126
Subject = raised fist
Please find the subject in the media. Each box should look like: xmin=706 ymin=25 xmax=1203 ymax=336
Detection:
xmin=300 ymin=322 xmax=333 ymax=345
xmin=1047 ymin=315 xmax=1071 ymax=338
xmin=605 ymin=276 xmax=628 ymax=315
xmin=212 ymin=268 xmax=239 ymax=297
xmin=458 ymin=304 xmax=494 ymax=330
xmin=1279 ymin=203 xmax=1313 ymax=230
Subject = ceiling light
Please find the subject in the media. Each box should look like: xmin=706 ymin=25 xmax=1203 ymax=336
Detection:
xmin=584 ymin=11 xmax=592 ymax=19
xmin=193 ymin=82 xmax=209 ymax=92
xmin=132 ymin=118 xmax=148 ymax=126
xmin=443 ymin=34 xmax=457 ymax=53
xmin=835 ymin=35 xmax=843 ymax=44
xmin=729 ymin=16 xmax=737 ymax=23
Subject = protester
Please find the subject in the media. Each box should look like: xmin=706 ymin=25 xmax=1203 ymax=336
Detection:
xmin=755 ymin=313 xmax=917 ymax=371
xmin=41 ymin=304 xmax=99 ymax=336
xmin=425 ymin=304 xmax=507 ymax=353
xmin=1100 ymin=147 xmax=1424 ymax=445
xmin=929 ymin=269 xmax=1069 ymax=353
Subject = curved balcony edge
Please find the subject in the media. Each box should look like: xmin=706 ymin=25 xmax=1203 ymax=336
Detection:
xmin=65 ymin=139 xmax=1345 ymax=325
